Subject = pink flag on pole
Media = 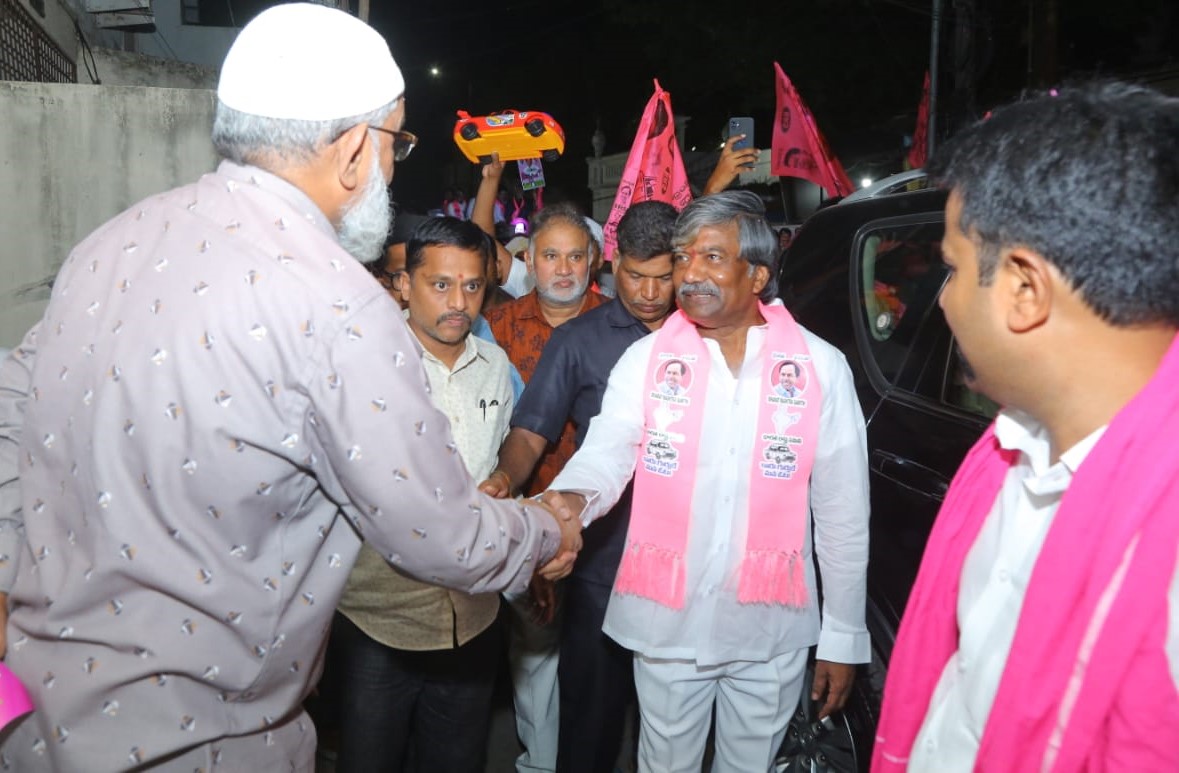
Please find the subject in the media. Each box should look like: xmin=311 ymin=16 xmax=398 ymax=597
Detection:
xmin=770 ymin=63 xmax=854 ymax=198
xmin=602 ymin=79 xmax=692 ymax=262
xmin=908 ymin=71 xmax=931 ymax=170
xmin=0 ymin=662 xmax=32 ymax=730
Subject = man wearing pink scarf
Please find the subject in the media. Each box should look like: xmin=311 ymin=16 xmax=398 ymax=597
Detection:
xmin=549 ymin=191 xmax=870 ymax=772
xmin=873 ymin=81 xmax=1179 ymax=771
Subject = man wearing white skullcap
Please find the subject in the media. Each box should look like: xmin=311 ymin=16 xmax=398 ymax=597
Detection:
xmin=0 ymin=4 xmax=582 ymax=770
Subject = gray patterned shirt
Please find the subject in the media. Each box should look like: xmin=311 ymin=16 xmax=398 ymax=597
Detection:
xmin=0 ymin=161 xmax=560 ymax=771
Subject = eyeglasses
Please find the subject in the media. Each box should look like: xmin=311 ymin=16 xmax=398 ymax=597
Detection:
xmin=369 ymin=127 xmax=418 ymax=162
xmin=372 ymin=266 xmax=405 ymax=291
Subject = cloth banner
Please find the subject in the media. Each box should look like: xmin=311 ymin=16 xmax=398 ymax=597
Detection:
xmin=907 ymin=71 xmax=930 ymax=170
xmin=770 ymin=63 xmax=854 ymax=198
xmin=602 ymin=79 xmax=692 ymax=261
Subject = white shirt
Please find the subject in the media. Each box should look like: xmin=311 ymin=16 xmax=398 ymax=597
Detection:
xmin=501 ymin=255 xmax=533 ymax=299
xmin=910 ymin=409 xmax=1179 ymax=770
xmin=551 ymin=319 xmax=870 ymax=667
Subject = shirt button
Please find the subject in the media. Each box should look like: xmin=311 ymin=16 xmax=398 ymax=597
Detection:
xmin=729 ymin=448 xmax=736 ymax=455
xmin=723 ymin=496 xmax=731 ymax=504
xmin=926 ymin=738 xmax=938 ymax=751
xmin=957 ymin=658 xmax=967 ymax=673
xmin=998 ymin=568 xmax=1010 ymax=583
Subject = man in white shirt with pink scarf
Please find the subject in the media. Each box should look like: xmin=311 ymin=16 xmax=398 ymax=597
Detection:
xmin=873 ymin=81 xmax=1179 ymax=771
xmin=548 ymin=191 xmax=870 ymax=772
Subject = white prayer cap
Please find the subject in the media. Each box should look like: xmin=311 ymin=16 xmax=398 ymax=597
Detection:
xmin=217 ymin=3 xmax=404 ymax=122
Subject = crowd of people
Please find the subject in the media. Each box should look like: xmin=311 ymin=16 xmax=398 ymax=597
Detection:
xmin=0 ymin=3 xmax=1176 ymax=773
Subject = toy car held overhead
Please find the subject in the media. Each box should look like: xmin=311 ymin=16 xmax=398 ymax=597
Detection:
xmin=453 ymin=109 xmax=565 ymax=165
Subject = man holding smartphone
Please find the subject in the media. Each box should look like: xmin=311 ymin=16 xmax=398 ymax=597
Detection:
xmin=703 ymin=118 xmax=760 ymax=195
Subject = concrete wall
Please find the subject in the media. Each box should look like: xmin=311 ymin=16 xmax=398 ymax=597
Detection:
xmin=0 ymin=80 xmax=218 ymax=346
xmin=92 ymin=46 xmax=218 ymax=88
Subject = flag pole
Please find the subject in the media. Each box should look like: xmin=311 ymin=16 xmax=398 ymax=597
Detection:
xmin=928 ymin=0 xmax=943 ymax=160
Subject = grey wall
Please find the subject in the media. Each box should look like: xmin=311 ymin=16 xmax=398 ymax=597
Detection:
xmin=0 ymin=80 xmax=219 ymax=346
xmin=91 ymin=48 xmax=219 ymax=89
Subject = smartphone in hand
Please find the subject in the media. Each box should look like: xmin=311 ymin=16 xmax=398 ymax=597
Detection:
xmin=727 ymin=116 xmax=755 ymax=150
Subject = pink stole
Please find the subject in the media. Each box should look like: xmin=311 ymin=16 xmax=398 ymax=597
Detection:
xmin=872 ymin=333 xmax=1179 ymax=771
xmin=616 ymin=304 xmax=822 ymax=609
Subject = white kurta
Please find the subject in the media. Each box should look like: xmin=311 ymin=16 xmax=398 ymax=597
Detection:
xmin=551 ymin=318 xmax=870 ymax=667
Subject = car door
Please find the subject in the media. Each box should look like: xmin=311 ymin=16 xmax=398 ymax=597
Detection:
xmin=847 ymin=214 xmax=994 ymax=656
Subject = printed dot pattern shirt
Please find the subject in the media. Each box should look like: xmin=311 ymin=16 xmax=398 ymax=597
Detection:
xmin=0 ymin=161 xmax=559 ymax=771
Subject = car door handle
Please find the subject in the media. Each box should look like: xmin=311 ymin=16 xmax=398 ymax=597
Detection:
xmin=870 ymin=450 xmax=950 ymax=500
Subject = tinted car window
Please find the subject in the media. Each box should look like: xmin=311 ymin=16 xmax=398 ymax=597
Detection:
xmin=855 ymin=222 xmax=948 ymax=385
xmin=855 ymin=220 xmax=998 ymax=420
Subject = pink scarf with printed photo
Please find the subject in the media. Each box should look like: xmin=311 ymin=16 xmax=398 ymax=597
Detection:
xmin=615 ymin=304 xmax=822 ymax=609
xmin=872 ymin=333 xmax=1179 ymax=771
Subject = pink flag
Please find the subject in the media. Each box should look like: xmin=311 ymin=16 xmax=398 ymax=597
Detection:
xmin=602 ymin=79 xmax=692 ymax=262
xmin=770 ymin=63 xmax=854 ymax=198
xmin=908 ymin=71 xmax=930 ymax=170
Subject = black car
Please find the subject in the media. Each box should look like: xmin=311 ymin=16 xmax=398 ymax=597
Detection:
xmin=774 ymin=176 xmax=997 ymax=773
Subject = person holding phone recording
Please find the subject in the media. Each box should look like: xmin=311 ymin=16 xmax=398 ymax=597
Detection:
xmin=704 ymin=127 xmax=761 ymax=195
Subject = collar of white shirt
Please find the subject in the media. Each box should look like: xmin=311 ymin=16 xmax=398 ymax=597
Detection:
xmin=402 ymin=313 xmax=484 ymax=374
xmin=993 ymin=409 xmax=1107 ymax=498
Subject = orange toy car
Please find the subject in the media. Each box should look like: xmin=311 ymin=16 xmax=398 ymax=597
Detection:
xmin=453 ymin=109 xmax=566 ymax=165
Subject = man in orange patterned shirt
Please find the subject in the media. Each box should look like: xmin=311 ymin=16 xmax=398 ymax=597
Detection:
xmin=484 ymin=203 xmax=606 ymax=495
xmin=482 ymin=201 xmax=604 ymax=773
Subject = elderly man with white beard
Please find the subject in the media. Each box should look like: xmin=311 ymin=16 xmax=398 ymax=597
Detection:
xmin=0 ymin=4 xmax=580 ymax=771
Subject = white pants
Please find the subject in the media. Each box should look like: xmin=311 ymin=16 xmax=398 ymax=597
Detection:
xmin=633 ymin=648 xmax=808 ymax=773
xmin=506 ymin=589 xmax=562 ymax=773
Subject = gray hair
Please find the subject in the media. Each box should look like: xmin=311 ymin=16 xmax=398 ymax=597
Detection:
xmin=211 ymin=98 xmax=401 ymax=170
xmin=672 ymin=191 xmax=779 ymax=302
xmin=527 ymin=202 xmax=594 ymax=259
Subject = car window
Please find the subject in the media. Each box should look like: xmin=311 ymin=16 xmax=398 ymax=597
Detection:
xmin=942 ymin=348 xmax=1000 ymax=419
xmin=856 ymin=222 xmax=947 ymax=385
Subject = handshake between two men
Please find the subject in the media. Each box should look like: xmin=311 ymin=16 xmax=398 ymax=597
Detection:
xmin=480 ymin=477 xmax=587 ymax=611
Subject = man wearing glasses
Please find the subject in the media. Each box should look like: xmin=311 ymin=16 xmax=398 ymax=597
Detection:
xmin=371 ymin=212 xmax=429 ymax=309
xmin=0 ymin=4 xmax=580 ymax=771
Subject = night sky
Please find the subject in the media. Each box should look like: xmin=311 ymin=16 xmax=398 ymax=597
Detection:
xmin=357 ymin=0 xmax=1177 ymax=214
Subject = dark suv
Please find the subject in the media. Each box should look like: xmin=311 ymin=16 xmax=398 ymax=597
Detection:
xmin=774 ymin=176 xmax=997 ymax=772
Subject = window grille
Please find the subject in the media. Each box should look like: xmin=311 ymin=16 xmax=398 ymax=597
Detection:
xmin=0 ymin=0 xmax=76 ymax=83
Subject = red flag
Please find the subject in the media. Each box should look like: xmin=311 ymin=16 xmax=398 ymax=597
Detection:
xmin=770 ymin=63 xmax=854 ymax=198
xmin=602 ymin=79 xmax=692 ymax=262
xmin=908 ymin=71 xmax=930 ymax=170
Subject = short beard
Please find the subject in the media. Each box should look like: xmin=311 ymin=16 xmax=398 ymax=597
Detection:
xmin=337 ymin=148 xmax=392 ymax=264
xmin=536 ymin=273 xmax=589 ymax=306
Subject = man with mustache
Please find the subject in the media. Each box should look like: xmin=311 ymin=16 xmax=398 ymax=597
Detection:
xmin=333 ymin=217 xmax=514 ymax=772
xmin=481 ymin=201 xmax=679 ymax=772
xmin=547 ymin=191 xmax=870 ymax=772
xmin=0 ymin=5 xmax=579 ymax=770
